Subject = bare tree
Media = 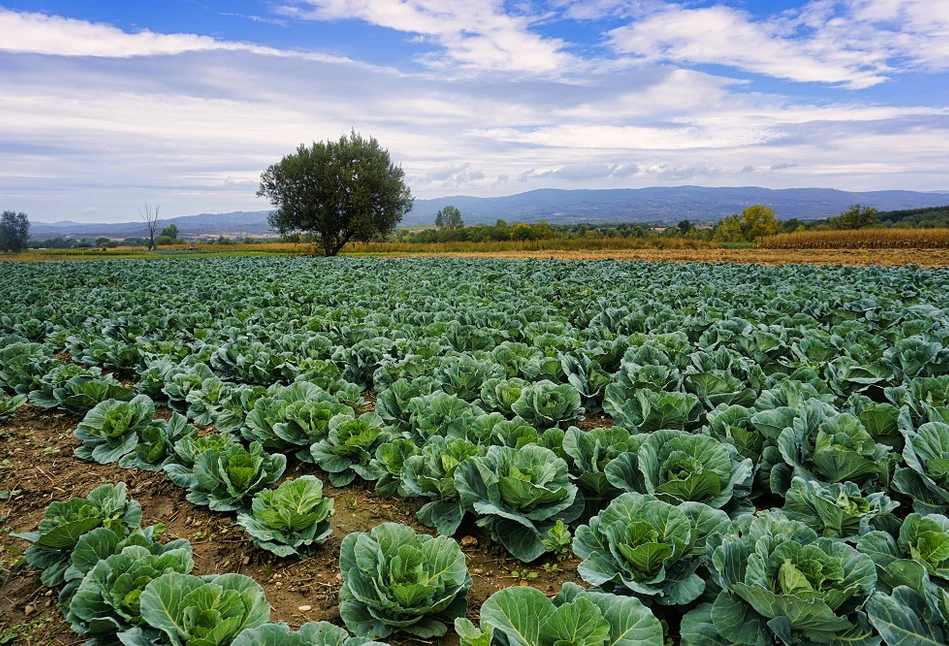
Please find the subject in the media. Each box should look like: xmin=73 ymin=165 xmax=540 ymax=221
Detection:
xmin=140 ymin=203 xmax=160 ymax=250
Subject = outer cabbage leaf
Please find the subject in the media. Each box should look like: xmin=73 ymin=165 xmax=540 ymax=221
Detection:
xmin=455 ymin=444 xmax=583 ymax=561
xmin=456 ymin=582 xmax=663 ymax=646
xmin=236 ymin=476 xmax=333 ymax=558
xmin=139 ymin=572 xmax=270 ymax=646
xmin=573 ymin=492 xmax=728 ymax=606
xmin=188 ymin=441 xmax=286 ymax=512
xmin=893 ymin=422 xmax=949 ymax=514
xmin=12 ymin=482 xmax=142 ymax=587
xmin=338 ymin=522 xmax=471 ymax=639
xmin=74 ymin=395 xmax=155 ymax=464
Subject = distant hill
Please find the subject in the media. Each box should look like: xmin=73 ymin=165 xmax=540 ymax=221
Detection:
xmin=402 ymin=187 xmax=949 ymax=226
xmin=29 ymin=186 xmax=949 ymax=240
xmin=31 ymin=211 xmax=274 ymax=240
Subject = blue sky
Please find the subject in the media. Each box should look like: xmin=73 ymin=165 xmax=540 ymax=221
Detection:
xmin=1 ymin=1 xmax=947 ymax=222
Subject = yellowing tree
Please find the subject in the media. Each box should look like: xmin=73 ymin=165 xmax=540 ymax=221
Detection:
xmin=741 ymin=204 xmax=778 ymax=240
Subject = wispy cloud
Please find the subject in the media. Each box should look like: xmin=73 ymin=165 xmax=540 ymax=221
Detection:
xmin=275 ymin=0 xmax=578 ymax=75
xmin=606 ymin=0 xmax=949 ymax=88
xmin=0 ymin=8 xmax=344 ymax=62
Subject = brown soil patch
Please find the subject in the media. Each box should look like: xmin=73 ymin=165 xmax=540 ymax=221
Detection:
xmin=381 ymin=247 xmax=949 ymax=268
xmin=0 ymin=405 xmax=582 ymax=645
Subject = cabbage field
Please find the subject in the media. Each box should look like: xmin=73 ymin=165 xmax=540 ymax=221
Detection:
xmin=2 ymin=256 xmax=949 ymax=645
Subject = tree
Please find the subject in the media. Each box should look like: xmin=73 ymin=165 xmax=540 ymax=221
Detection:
xmin=741 ymin=204 xmax=778 ymax=240
xmin=434 ymin=205 xmax=464 ymax=230
xmin=713 ymin=215 xmax=745 ymax=243
xmin=532 ymin=221 xmax=554 ymax=239
xmin=140 ymin=203 xmax=160 ymax=250
xmin=677 ymin=219 xmax=694 ymax=235
xmin=161 ymin=224 xmax=179 ymax=239
xmin=509 ymin=223 xmax=536 ymax=241
xmin=258 ymin=131 xmax=414 ymax=256
xmin=828 ymin=204 xmax=878 ymax=229
xmin=0 ymin=211 xmax=30 ymax=252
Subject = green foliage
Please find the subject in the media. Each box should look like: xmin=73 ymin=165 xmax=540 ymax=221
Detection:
xmin=259 ymin=131 xmax=414 ymax=256
xmin=455 ymin=444 xmax=583 ymax=561
xmin=187 ymin=441 xmax=287 ymax=512
xmin=339 ymin=522 xmax=471 ymax=639
xmin=456 ymin=582 xmax=663 ymax=646
xmin=12 ymin=483 xmax=142 ymax=587
xmin=0 ymin=211 xmax=29 ymax=253
xmin=435 ymin=205 xmax=464 ymax=230
xmin=236 ymin=476 xmax=333 ymax=557
xmin=138 ymin=572 xmax=270 ymax=646
xmin=829 ymin=204 xmax=880 ymax=229
xmin=73 ymin=395 xmax=155 ymax=464
xmin=574 ymin=492 xmax=728 ymax=605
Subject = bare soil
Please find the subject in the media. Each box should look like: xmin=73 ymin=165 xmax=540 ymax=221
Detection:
xmin=0 ymin=405 xmax=583 ymax=645
xmin=386 ymin=247 xmax=949 ymax=268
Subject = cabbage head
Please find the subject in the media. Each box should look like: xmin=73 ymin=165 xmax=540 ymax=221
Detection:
xmin=12 ymin=482 xmax=142 ymax=587
xmin=455 ymin=582 xmax=663 ymax=646
xmin=573 ymin=492 xmax=728 ymax=606
xmin=769 ymin=399 xmax=894 ymax=495
xmin=681 ymin=511 xmax=877 ymax=646
xmin=605 ymin=429 xmax=753 ymax=511
xmin=401 ymin=436 xmax=483 ymax=536
xmin=455 ymin=444 xmax=583 ymax=561
xmin=137 ymin=572 xmax=270 ymax=646
xmin=119 ymin=411 xmax=198 ymax=471
xmin=236 ymin=476 xmax=333 ymax=558
xmin=480 ymin=377 xmax=528 ymax=416
xmin=309 ymin=412 xmax=389 ymax=487
xmin=232 ymin=622 xmax=389 ymax=646
xmin=163 ymin=432 xmax=237 ymax=489
xmin=511 ymin=380 xmax=583 ymax=429
xmin=74 ymin=395 xmax=155 ymax=464
xmin=893 ymin=422 xmax=949 ymax=514
xmin=782 ymin=477 xmax=898 ymax=541
xmin=188 ymin=441 xmax=286 ymax=512
xmin=65 ymin=542 xmax=195 ymax=641
xmin=339 ymin=522 xmax=471 ymax=639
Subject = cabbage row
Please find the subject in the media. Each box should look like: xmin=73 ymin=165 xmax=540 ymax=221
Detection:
xmin=5 ymin=256 xmax=949 ymax=644
xmin=16 ymin=483 xmax=667 ymax=645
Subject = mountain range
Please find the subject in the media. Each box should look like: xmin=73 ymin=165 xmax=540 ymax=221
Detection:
xmin=30 ymin=186 xmax=949 ymax=240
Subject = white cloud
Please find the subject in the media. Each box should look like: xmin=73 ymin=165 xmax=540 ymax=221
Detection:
xmin=607 ymin=0 xmax=949 ymax=88
xmin=277 ymin=0 xmax=577 ymax=74
xmin=0 ymin=8 xmax=348 ymax=63
xmin=608 ymin=3 xmax=889 ymax=88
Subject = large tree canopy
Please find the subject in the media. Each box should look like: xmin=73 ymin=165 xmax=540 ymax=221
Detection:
xmin=258 ymin=132 xmax=414 ymax=256
xmin=0 ymin=211 xmax=30 ymax=253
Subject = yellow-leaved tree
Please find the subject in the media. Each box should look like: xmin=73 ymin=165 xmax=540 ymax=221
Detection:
xmin=741 ymin=204 xmax=778 ymax=240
